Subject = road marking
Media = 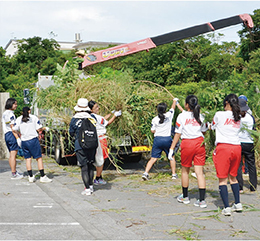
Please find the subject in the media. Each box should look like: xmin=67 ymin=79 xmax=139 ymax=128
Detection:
xmin=0 ymin=222 xmax=80 ymax=226
xmin=33 ymin=205 xmax=53 ymax=208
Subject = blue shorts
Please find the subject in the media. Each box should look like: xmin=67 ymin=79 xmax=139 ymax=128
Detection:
xmin=151 ymin=136 xmax=173 ymax=158
xmin=5 ymin=132 xmax=19 ymax=152
xmin=22 ymin=137 xmax=42 ymax=159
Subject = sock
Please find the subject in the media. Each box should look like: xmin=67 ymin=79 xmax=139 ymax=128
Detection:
xmin=96 ymin=176 xmax=101 ymax=180
xmin=182 ymin=187 xmax=188 ymax=198
xmin=231 ymin=183 xmax=240 ymax=204
xmin=12 ymin=172 xmax=16 ymax=175
xmin=219 ymin=185 xmax=229 ymax=208
xmin=39 ymin=169 xmax=45 ymax=177
xmin=27 ymin=170 xmax=33 ymax=177
xmin=199 ymin=188 xmax=206 ymax=201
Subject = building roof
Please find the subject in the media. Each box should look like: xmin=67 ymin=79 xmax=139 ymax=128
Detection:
xmin=4 ymin=38 xmax=124 ymax=57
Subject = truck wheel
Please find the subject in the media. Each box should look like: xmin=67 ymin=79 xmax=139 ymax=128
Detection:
xmin=54 ymin=138 xmax=66 ymax=165
xmin=54 ymin=137 xmax=77 ymax=165
xmin=117 ymin=153 xmax=142 ymax=163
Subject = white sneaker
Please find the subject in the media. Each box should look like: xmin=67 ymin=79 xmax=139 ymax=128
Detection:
xmin=142 ymin=173 xmax=149 ymax=181
xmin=40 ymin=175 xmax=52 ymax=183
xmin=90 ymin=185 xmax=94 ymax=193
xmin=191 ymin=172 xmax=197 ymax=178
xmin=231 ymin=203 xmax=243 ymax=212
xmin=28 ymin=175 xmax=36 ymax=183
xmin=222 ymin=207 xmax=232 ymax=216
xmin=11 ymin=171 xmax=24 ymax=180
xmin=81 ymin=188 xmax=91 ymax=196
xmin=172 ymin=174 xmax=178 ymax=180
xmin=194 ymin=199 xmax=207 ymax=208
xmin=177 ymin=194 xmax=190 ymax=204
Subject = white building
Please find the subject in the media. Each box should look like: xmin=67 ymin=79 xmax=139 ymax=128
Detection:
xmin=4 ymin=33 xmax=124 ymax=57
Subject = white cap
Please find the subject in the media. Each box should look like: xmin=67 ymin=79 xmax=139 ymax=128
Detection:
xmin=74 ymin=98 xmax=90 ymax=112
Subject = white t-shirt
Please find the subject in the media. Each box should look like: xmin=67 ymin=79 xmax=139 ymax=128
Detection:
xmin=2 ymin=110 xmax=16 ymax=134
xmin=13 ymin=114 xmax=42 ymax=141
xmin=91 ymin=113 xmax=108 ymax=136
xmin=239 ymin=113 xmax=254 ymax=143
xmin=151 ymin=108 xmax=174 ymax=137
xmin=175 ymin=111 xmax=207 ymax=139
xmin=212 ymin=110 xmax=241 ymax=145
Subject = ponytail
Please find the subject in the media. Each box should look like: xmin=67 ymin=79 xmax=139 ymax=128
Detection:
xmin=223 ymin=94 xmax=241 ymax=122
xmin=157 ymin=103 xmax=167 ymax=124
xmin=22 ymin=107 xmax=30 ymax=123
xmin=185 ymin=95 xmax=202 ymax=125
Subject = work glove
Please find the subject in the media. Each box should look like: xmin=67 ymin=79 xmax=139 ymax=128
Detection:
xmin=17 ymin=138 xmax=22 ymax=148
xmin=111 ymin=110 xmax=115 ymax=114
xmin=173 ymin=98 xmax=179 ymax=104
xmin=45 ymin=127 xmax=50 ymax=132
xmin=114 ymin=110 xmax=122 ymax=117
xmin=168 ymin=148 xmax=175 ymax=161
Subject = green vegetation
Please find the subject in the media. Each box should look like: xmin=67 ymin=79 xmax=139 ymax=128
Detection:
xmin=0 ymin=10 xmax=260 ymax=166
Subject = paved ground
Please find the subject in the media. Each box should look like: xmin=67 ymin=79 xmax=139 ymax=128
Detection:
xmin=1 ymin=156 xmax=260 ymax=240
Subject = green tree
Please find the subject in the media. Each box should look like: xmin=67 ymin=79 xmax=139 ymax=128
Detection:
xmin=0 ymin=37 xmax=74 ymax=115
xmin=238 ymin=9 xmax=260 ymax=61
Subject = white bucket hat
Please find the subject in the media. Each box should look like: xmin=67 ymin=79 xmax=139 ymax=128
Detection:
xmin=74 ymin=98 xmax=90 ymax=112
xmin=75 ymin=50 xmax=86 ymax=56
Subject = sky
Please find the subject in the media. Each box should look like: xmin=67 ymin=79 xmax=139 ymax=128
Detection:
xmin=0 ymin=1 xmax=259 ymax=49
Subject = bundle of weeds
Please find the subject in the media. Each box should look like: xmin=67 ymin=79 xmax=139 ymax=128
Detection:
xmin=36 ymin=65 xmax=175 ymax=152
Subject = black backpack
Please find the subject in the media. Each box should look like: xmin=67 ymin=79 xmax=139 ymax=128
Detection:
xmin=78 ymin=118 xmax=98 ymax=150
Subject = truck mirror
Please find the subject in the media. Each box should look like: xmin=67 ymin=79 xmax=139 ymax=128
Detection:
xmin=24 ymin=97 xmax=30 ymax=105
xmin=23 ymin=89 xmax=30 ymax=104
xmin=23 ymin=88 xmax=30 ymax=97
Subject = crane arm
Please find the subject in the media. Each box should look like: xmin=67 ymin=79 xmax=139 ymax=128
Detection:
xmin=82 ymin=13 xmax=253 ymax=68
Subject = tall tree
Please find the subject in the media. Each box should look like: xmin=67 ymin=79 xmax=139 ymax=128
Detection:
xmin=238 ymin=9 xmax=260 ymax=61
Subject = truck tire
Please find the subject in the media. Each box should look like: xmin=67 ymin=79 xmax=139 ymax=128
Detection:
xmin=54 ymin=137 xmax=77 ymax=166
xmin=54 ymin=137 xmax=65 ymax=165
xmin=117 ymin=153 xmax=142 ymax=163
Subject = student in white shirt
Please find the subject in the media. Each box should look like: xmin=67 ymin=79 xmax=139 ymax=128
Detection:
xmin=13 ymin=107 xmax=52 ymax=183
xmin=2 ymin=98 xmax=23 ymax=179
xmin=211 ymin=94 xmax=242 ymax=216
xmin=168 ymin=95 xmax=208 ymax=208
xmin=88 ymin=100 xmax=122 ymax=185
xmin=237 ymin=98 xmax=257 ymax=193
xmin=142 ymin=98 xmax=181 ymax=181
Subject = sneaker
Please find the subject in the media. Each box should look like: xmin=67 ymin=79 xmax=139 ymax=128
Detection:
xmin=194 ymin=199 xmax=207 ymax=208
xmin=222 ymin=207 xmax=232 ymax=216
xmin=94 ymin=178 xmax=107 ymax=185
xmin=231 ymin=203 xmax=243 ymax=212
xmin=142 ymin=173 xmax=149 ymax=181
xmin=239 ymin=190 xmax=244 ymax=194
xmin=28 ymin=175 xmax=36 ymax=183
xmin=191 ymin=172 xmax=197 ymax=178
xmin=90 ymin=185 xmax=94 ymax=193
xmin=40 ymin=175 xmax=52 ymax=183
xmin=11 ymin=171 xmax=24 ymax=180
xmin=177 ymin=194 xmax=190 ymax=204
xmin=172 ymin=174 xmax=178 ymax=180
xmin=81 ymin=188 xmax=91 ymax=196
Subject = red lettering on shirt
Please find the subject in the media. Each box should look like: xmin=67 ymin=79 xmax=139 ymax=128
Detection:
xmin=224 ymin=118 xmax=240 ymax=128
xmin=184 ymin=119 xmax=200 ymax=126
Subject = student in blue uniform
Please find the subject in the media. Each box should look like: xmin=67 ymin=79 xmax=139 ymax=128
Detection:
xmin=13 ymin=107 xmax=52 ymax=183
xmin=142 ymin=98 xmax=181 ymax=181
xmin=2 ymin=98 xmax=23 ymax=179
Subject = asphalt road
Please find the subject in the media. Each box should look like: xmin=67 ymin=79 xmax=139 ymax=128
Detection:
xmin=1 ymin=157 xmax=260 ymax=240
